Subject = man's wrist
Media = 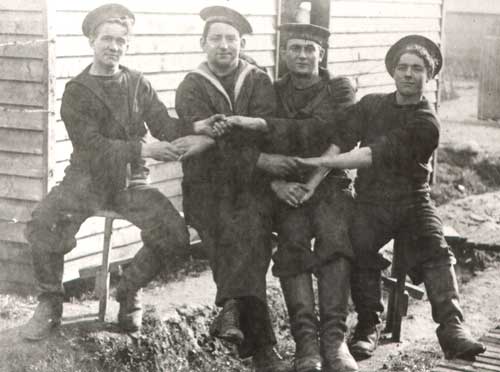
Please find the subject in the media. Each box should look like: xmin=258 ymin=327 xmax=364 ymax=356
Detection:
xmin=140 ymin=143 xmax=149 ymax=158
xmin=193 ymin=120 xmax=207 ymax=134
xmin=257 ymin=118 xmax=269 ymax=132
xmin=270 ymin=179 xmax=284 ymax=191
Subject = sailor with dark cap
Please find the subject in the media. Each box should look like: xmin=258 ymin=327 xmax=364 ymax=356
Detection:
xmin=21 ymin=3 xmax=215 ymax=340
xmin=267 ymin=22 xmax=359 ymax=372
xmin=298 ymin=35 xmax=486 ymax=361
xmin=174 ymin=5 xmax=293 ymax=372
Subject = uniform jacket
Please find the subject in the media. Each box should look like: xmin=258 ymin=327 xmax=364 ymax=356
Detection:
xmin=175 ymin=59 xmax=276 ymax=228
xmin=60 ymin=65 xmax=182 ymax=197
xmin=345 ymin=92 xmax=440 ymax=201
xmin=265 ymin=68 xmax=356 ymax=185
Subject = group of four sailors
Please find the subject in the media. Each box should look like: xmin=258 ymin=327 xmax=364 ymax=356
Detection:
xmin=20 ymin=4 xmax=485 ymax=372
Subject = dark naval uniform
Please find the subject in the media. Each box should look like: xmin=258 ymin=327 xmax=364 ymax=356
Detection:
xmin=345 ymin=92 xmax=454 ymax=279
xmin=26 ymin=65 xmax=189 ymax=299
xmin=266 ymin=68 xmax=356 ymax=277
xmin=175 ymin=59 xmax=277 ymax=357
xmin=346 ymin=91 xmax=484 ymax=361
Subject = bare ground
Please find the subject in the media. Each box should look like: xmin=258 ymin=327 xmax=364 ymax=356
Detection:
xmin=2 ymin=81 xmax=500 ymax=372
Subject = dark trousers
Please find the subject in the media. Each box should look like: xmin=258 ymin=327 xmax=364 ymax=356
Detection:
xmin=184 ymin=185 xmax=276 ymax=357
xmin=349 ymin=194 xmax=455 ymax=316
xmin=25 ymin=175 xmax=189 ymax=296
xmin=273 ymin=183 xmax=355 ymax=277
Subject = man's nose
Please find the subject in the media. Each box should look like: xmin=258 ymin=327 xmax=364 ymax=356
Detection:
xmin=298 ymin=47 xmax=307 ymax=58
xmin=404 ymin=67 xmax=412 ymax=76
xmin=219 ymin=37 xmax=228 ymax=48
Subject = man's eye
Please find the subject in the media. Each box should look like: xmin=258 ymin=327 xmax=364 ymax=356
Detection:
xmin=305 ymin=46 xmax=316 ymax=54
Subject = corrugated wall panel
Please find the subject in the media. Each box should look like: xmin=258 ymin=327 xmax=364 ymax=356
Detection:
xmin=0 ymin=0 xmax=48 ymax=292
xmin=52 ymin=0 xmax=279 ymax=282
xmin=329 ymin=0 xmax=443 ymax=102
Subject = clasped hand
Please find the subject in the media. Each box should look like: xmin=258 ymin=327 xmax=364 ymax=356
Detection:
xmin=271 ymin=180 xmax=310 ymax=208
xmin=193 ymin=114 xmax=267 ymax=137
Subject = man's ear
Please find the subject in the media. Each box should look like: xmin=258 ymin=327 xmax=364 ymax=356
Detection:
xmin=88 ymin=36 xmax=95 ymax=49
xmin=319 ymin=46 xmax=325 ymax=62
xmin=240 ymin=37 xmax=246 ymax=49
xmin=200 ymin=37 xmax=206 ymax=51
xmin=279 ymin=46 xmax=287 ymax=58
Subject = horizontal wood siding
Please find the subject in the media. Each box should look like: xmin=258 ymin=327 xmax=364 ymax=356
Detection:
xmin=329 ymin=0 xmax=443 ymax=103
xmin=0 ymin=0 xmax=48 ymax=292
xmin=52 ymin=0 xmax=278 ymax=282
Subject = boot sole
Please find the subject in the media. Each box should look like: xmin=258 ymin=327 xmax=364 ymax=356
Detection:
xmin=213 ymin=329 xmax=244 ymax=345
xmin=445 ymin=344 xmax=486 ymax=361
xmin=21 ymin=321 xmax=60 ymax=341
xmin=349 ymin=347 xmax=374 ymax=361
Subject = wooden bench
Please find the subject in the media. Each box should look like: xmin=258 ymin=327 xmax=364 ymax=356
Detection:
xmin=383 ymin=225 xmax=464 ymax=342
xmin=86 ymin=210 xmax=123 ymax=322
xmin=79 ymin=210 xmax=202 ymax=321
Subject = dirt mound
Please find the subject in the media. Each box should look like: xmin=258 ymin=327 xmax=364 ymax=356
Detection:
xmin=431 ymin=143 xmax=500 ymax=205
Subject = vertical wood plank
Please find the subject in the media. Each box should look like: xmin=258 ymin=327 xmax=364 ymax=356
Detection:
xmin=42 ymin=0 xmax=57 ymax=193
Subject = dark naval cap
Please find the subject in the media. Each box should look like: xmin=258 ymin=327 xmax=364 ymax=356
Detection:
xmin=200 ymin=6 xmax=252 ymax=35
xmin=385 ymin=34 xmax=443 ymax=78
xmin=82 ymin=3 xmax=135 ymax=37
xmin=279 ymin=23 xmax=331 ymax=49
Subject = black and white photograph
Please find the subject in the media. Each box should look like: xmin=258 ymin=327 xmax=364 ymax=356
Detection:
xmin=0 ymin=0 xmax=499 ymax=371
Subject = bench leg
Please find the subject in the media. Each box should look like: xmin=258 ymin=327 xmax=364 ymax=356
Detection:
xmin=386 ymin=238 xmax=408 ymax=342
xmin=98 ymin=217 xmax=114 ymax=322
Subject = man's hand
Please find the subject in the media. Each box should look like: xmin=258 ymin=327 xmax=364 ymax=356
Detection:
xmin=141 ymin=141 xmax=181 ymax=162
xmin=211 ymin=118 xmax=233 ymax=137
xmin=257 ymin=153 xmax=301 ymax=178
xmin=225 ymin=115 xmax=268 ymax=132
xmin=193 ymin=114 xmax=227 ymax=137
xmin=271 ymin=180 xmax=309 ymax=208
xmin=171 ymin=135 xmax=215 ymax=161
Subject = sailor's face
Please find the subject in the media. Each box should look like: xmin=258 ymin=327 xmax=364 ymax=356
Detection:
xmin=90 ymin=22 xmax=129 ymax=71
xmin=393 ymin=52 xmax=428 ymax=98
xmin=284 ymin=38 xmax=323 ymax=77
xmin=202 ymin=22 xmax=243 ymax=70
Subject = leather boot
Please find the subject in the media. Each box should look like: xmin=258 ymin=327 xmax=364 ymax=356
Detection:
xmin=318 ymin=259 xmax=358 ymax=372
xmin=21 ymin=293 xmax=63 ymax=341
xmin=116 ymin=285 xmax=143 ymax=335
xmin=423 ymin=264 xmax=486 ymax=360
xmin=280 ymin=274 xmax=322 ymax=372
xmin=349 ymin=269 xmax=384 ymax=361
xmin=210 ymin=298 xmax=245 ymax=345
xmin=252 ymin=345 xmax=292 ymax=372
xmin=116 ymin=246 xmax=162 ymax=334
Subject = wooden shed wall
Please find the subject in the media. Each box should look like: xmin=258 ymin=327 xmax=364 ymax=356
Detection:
xmin=52 ymin=0 xmax=279 ymax=282
xmin=329 ymin=0 xmax=443 ymax=102
xmin=0 ymin=0 xmax=51 ymax=292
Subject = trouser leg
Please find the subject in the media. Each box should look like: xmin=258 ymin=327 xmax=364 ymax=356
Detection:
xmin=348 ymin=202 xmax=393 ymax=360
xmin=280 ymin=273 xmax=321 ymax=372
xmin=113 ymin=185 xmax=189 ymax=333
xmin=22 ymin=181 xmax=96 ymax=340
xmin=349 ymin=268 xmax=384 ymax=360
xmin=318 ymin=258 xmax=358 ymax=372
